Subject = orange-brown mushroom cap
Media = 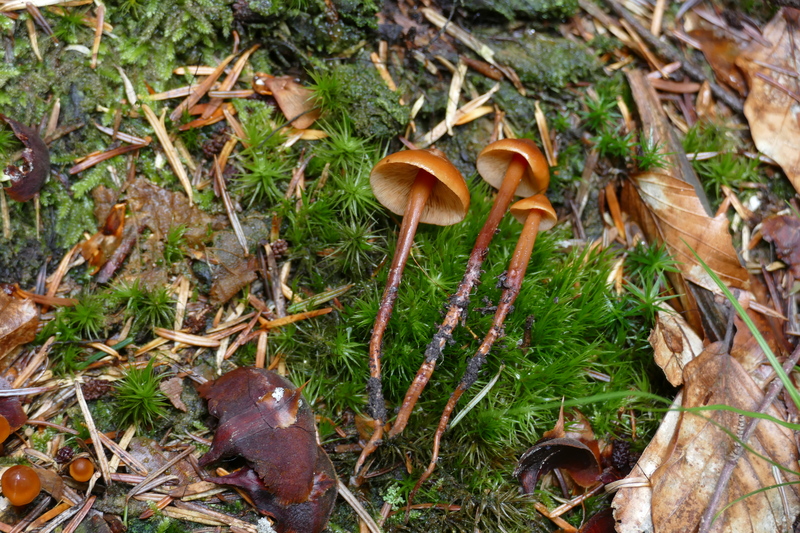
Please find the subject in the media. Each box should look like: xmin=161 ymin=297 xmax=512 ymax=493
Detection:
xmin=476 ymin=139 xmax=549 ymax=198
xmin=370 ymin=149 xmax=470 ymax=226
xmin=510 ymin=194 xmax=557 ymax=231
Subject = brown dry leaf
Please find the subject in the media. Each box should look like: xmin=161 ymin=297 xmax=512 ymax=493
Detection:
xmin=649 ymin=343 xmax=800 ymax=532
xmin=737 ymin=8 xmax=800 ymax=195
xmin=624 ymin=70 xmax=749 ymax=294
xmin=688 ymin=28 xmax=747 ymax=96
xmin=0 ymin=289 xmax=38 ymax=360
xmin=622 ymin=171 xmax=749 ymax=291
xmin=257 ymin=76 xmax=320 ymax=130
xmin=649 ymin=310 xmax=704 ymax=387
xmin=80 ymin=203 xmax=126 ymax=275
xmin=160 ymin=377 xmax=188 ymax=412
xmin=761 ymin=215 xmax=800 ymax=278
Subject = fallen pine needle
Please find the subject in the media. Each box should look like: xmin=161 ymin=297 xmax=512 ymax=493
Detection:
xmin=256 ymin=307 xmax=332 ymax=329
xmin=154 ymin=328 xmax=222 ymax=347
xmin=141 ymin=104 xmax=194 ymax=204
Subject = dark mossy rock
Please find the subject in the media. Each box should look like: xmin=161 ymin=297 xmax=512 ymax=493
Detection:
xmin=443 ymin=0 xmax=578 ymax=21
xmin=496 ymin=34 xmax=599 ymax=89
xmin=332 ymin=61 xmax=407 ymax=139
xmin=0 ymin=237 xmax=49 ymax=286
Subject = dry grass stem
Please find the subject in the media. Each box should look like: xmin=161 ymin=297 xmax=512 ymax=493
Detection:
xmin=445 ymin=58 xmax=468 ymax=136
xmin=97 ymin=431 xmax=148 ymax=475
xmin=133 ymin=337 xmax=169 ymax=356
xmin=257 ymin=308 xmax=332 ymax=329
xmin=25 ymin=19 xmax=42 ymax=61
xmin=154 ymin=328 xmax=222 ymax=347
xmin=46 ymin=97 xmax=60 ymax=138
xmin=337 ymin=480 xmax=382 ymax=533
xmin=90 ymin=4 xmax=103 ymax=69
xmin=416 ymin=83 xmax=500 ymax=146
xmin=255 ymin=331 xmax=267 ymax=368
xmin=1 ymin=189 xmax=10 ymax=239
xmin=13 ymin=336 xmax=54 ymax=387
xmin=150 ymin=87 xmax=195 ymax=101
xmin=207 ymin=89 xmax=254 ymax=98
xmin=75 ymin=384 xmax=112 ymax=484
xmin=173 ymin=66 xmax=216 ymax=76
xmin=534 ymin=101 xmax=556 ymax=166
xmin=94 ymin=123 xmax=149 ymax=145
xmin=533 ymin=502 xmax=577 ymax=532
xmin=214 ymin=158 xmax=248 ymax=254
xmin=370 ymin=52 xmax=397 ymax=92
xmin=201 ymin=44 xmax=259 ymax=119
xmin=141 ymin=104 xmax=194 ymax=204
xmin=126 ymin=446 xmax=195 ymax=500
xmin=169 ymin=53 xmax=235 ymax=122
xmin=173 ymin=501 xmax=258 ymax=532
xmin=421 ymin=7 xmax=497 ymax=67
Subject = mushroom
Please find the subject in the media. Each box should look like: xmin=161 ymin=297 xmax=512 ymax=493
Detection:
xmin=0 ymin=414 xmax=9 ymax=443
xmin=1 ymin=465 xmax=41 ymax=506
xmin=412 ymin=194 xmax=557 ymax=498
xmin=390 ymin=138 xmax=549 ymax=438
xmin=69 ymin=458 xmax=95 ymax=482
xmin=357 ymin=148 xmax=469 ymax=473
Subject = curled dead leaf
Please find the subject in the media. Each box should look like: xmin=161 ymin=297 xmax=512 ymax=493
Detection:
xmin=255 ymin=76 xmax=320 ymax=130
xmin=761 ymin=215 xmax=800 ymax=278
xmin=514 ymin=437 xmax=602 ymax=491
xmin=80 ymin=203 xmax=126 ymax=275
xmin=1 ymin=114 xmax=50 ymax=202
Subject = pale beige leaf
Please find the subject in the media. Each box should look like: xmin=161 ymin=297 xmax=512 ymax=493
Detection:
xmin=612 ymin=392 xmax=683 ymax=533
xmin=649 ymin=343 xmax=800 ymax=532
xmin=649 ymin=310 xmax=703 ymax=387
xmin=737 ymin=9 xmax=800 ymax=195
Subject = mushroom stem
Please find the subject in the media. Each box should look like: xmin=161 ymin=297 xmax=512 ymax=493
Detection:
xmin=389 ymin=154 xmax=528 ymax=438
xmin=359 ymin=169 xmax=437 ymax=473
xmin=410 ymin=210 xmax=543 ymax=504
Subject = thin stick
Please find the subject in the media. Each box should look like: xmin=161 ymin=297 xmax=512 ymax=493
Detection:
xmin=698 ymin=343 xmax=800 ymax=532
xmin=75 ymin=384 xmax=112 ymax=485
xmin=337 ymin=480 xmax=382 ymax=533
xmin=89 ymin=4 xmax=103 ymax=69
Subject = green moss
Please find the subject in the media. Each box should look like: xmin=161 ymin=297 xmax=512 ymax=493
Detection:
xmin=495 ymin=34 xmax=599 ymax=89
xmin=326 ymin=60 xmax=407 ymax=139
xmin=458 ymin=0 xmax=578 ymax=20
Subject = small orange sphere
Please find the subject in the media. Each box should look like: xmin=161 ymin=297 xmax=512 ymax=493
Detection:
xmin=1 ymin=465 xmax=41 ymax=506
xmin=69 ymin=458 xmax=95 ymax=482
xmin=0 ymin=415 xmax=10 ymax=442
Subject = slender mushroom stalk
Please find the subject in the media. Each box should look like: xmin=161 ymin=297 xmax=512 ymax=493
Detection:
xmin=410 ymin=194 xmax=557 ymax=502
xmin=357 ymin=148 xmax=470 ymax=474
xmin=389 ymin=139 xmax=549 ymax=439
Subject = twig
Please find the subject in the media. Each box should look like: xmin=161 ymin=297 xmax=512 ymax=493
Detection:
xmin=75 ymin=383 xmax=112 ymax=486
xmin=601 ymin=0 xmax=744 ymax=113
xmin=698 ymin=343 xmax=800 ymax=532
xmin=337 ymin=480 xmax=382 ymax=533
xmin=127 ymin=446 xmax=195 ymax=500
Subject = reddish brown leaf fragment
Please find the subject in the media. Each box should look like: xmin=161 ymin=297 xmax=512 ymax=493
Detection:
xmin=257 ymin=76 xmax=320 ymax=129
xmin=1 ymin=114 xmax=50 ymax=202
xmin=761 ymin=215 xmax=800 ymax=277
xmin=80 ymin=203 xmax=126 ymax=275
xmin=687 ymin=29 xmax=747 ymax=96
xmin=514 ymin=437 xmax=602 ymax=492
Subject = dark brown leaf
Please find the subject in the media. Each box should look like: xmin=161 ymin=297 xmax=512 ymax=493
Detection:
xmin=199 ymin=368 xmax=337 ymax=533
xmin=0 ymin=377 xmax=28 ymax=431
xmin=1 ymin=115 xmax=50 ymax=202
xmin=514 ymin=437 xmax=602 ymax=492
xmin=761 ymin=215 xmax=800 ymax=277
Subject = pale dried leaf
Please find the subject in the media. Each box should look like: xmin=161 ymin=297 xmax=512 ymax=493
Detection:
xmin=649 ymin=310 xmax=703 ymax=386
xmin=650 ymin=343 xmax=800 ymax=532
xmin=612 ymin=393 xmax=683 ymax=533
xmin=737 ymin=9 xmax=800 ymax=195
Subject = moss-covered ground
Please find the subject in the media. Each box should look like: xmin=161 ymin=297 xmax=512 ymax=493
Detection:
xmin=0 ymin=0 xmax=791 ymax=531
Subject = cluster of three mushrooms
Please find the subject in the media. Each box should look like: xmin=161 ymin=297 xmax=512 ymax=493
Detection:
xmin=360 ymin=140 xmax=555 ymax=472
